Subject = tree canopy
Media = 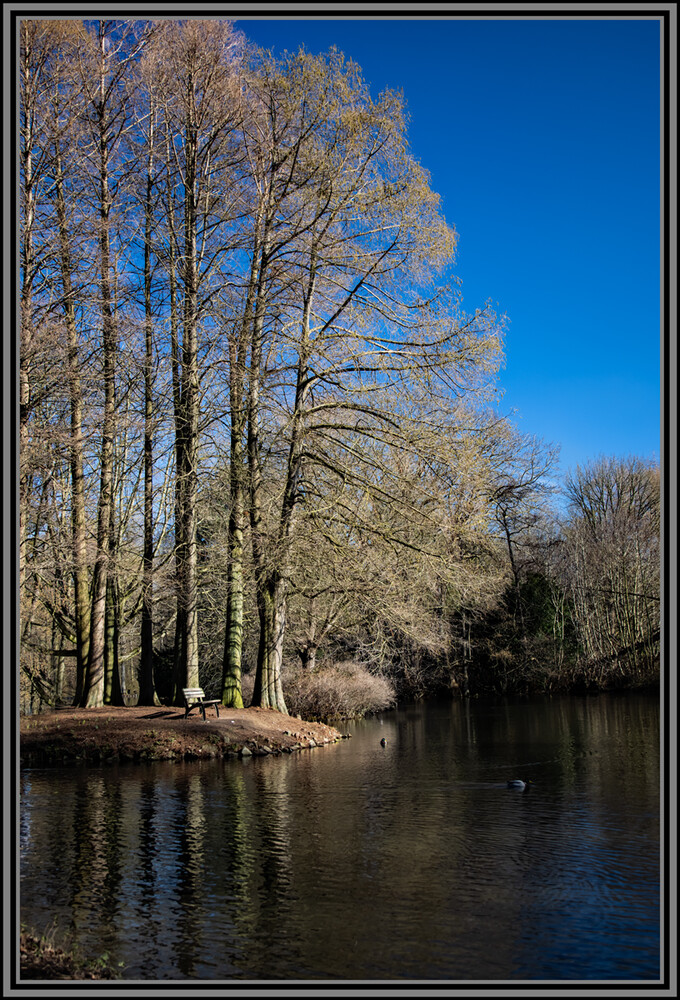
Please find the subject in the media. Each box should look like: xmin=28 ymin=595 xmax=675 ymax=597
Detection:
xmin=18 ymin=18 xmax=659 ymax=715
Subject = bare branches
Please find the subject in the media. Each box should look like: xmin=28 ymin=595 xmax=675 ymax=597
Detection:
xmin=20 ymin=21 xmax=657 ymax=714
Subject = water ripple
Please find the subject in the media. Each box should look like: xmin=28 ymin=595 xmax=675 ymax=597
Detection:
xmin=20 ymin=695 xmax=660 ymax=981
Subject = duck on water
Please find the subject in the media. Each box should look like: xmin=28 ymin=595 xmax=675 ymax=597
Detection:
xmin=506 ymin=779 xmax=529 ymax=789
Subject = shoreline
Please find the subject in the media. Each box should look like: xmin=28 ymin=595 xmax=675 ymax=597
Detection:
xmin=20 ymin=929 xmax=121 ymax=981
xmin=19 ymin=704 xmax=349 ymax=766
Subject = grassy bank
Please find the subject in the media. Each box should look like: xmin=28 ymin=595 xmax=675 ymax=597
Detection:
xmin=20 ymin=927 xmax=121 ymax=981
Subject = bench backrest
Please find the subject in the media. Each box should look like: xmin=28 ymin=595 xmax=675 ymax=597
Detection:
xmin=183 ymin=688 xmax=205 ymax=701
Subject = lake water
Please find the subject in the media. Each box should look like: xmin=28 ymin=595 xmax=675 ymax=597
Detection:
xmin=19 ymin=693 xmax=661 ymax=982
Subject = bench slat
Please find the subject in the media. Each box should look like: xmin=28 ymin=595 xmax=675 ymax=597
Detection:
xmin=182 ymin=687 xmax=220 ymax=720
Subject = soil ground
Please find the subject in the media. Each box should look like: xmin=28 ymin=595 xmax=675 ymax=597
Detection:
xmin=20 ymin=704 xmax=347 ymax=765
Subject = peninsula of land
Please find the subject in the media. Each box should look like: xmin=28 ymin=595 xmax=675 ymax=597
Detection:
xmin=19 ymin=705 xmax=347 ymax=766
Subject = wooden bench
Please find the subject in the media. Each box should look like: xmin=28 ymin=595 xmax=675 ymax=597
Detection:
xmin=182 ymin=688 xmax=221 ymax=721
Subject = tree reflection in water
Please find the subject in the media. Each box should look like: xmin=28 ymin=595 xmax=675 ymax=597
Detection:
xmin=20 ymin=694 xmax=661 ymax=981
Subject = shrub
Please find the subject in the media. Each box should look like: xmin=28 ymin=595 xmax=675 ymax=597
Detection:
xmin=281 ymin=660 xmax=395 ymax=722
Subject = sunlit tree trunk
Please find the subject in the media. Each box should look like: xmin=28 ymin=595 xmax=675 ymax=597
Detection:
xmin=54 ymin=142 xmax=91 ymax=703
xmin=248 ymin=233 xmax=288 ymax=713
xmin=253 ymin=263 xmax=315 ymax=711
xmin=221 ymin=344 xmax=247 ymax=707
xmin=166 ymin=173 xmax=187 ymax=704
xmin=180 ymin=71 xmax=201 ymax=693
xmin=83 ymin=29 xmax=118 ymax=707
xmin=220 ymin=232 xmax=261 ymax=708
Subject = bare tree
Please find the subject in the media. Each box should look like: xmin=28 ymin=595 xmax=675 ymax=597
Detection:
xmin=563 ymin=456 xmax=660 ymax=679
xmin=236 ymin=49 xmax=504 ymax=712
xmin=143 ymin=19 xmax=244 ymax=702
xmin=22 ymin=21 xmax=594 ymax=715
xmin=20 ymin=21 xmax=95 ymax=704
xmin=489 ymin=427 xmax=559 ymax=640
xmin=73 ymin=21 xmax=149 ymax=706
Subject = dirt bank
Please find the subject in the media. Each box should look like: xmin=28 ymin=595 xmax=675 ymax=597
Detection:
xmin=20 ymin=704 xmax=348 ymax=766
xmin=20 ymin=930 xmax=120 ymax=981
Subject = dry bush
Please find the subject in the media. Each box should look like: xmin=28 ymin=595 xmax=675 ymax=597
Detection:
xmin=280 ymin=660 xmax=395 ymax=722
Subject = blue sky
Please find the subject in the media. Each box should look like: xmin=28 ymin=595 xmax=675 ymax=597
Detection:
xmin=236 ymin=15 xmax=661 ymax=483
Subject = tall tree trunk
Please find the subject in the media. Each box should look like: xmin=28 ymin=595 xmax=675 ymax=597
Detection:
xmin=180 ymin=71 xmax=200 ymax=693
xmin=19 ymin=21 xmax=40 ymax=632
xmin=104 ymin=577 xmax=125 ymax=705
xmin=220 ymin=263 xmax=258 ymax=708
xmin=104 ymin=493 xmax=125 ymax=705
xmin=83 ymin=39 xmax=117 ymax=707
xmin=54 ymin=143 xmax=91 ymax=702
xmin=251 ymin=580 xmax=287 ymax=712
xmin=247 ymin=223 xmax=288 ymax=714
xmin=163 ymin=122 xmax=189 ymax=705
xmin=221 ymin=445 xmax=246 ymax=708
xmin=169 ymin=68 xmax=202 ymax=704
xmin=251 ymin=260 xmax=315 ymax=712
xmin=167 ymin=189 xmax=187 ymax=705
xmin=138 ymin=103 xmax=160 ymax=706
xmin=249 ymin=350 xmax=288 ymax=711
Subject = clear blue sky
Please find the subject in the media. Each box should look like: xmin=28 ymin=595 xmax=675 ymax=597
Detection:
xmin=236 ymin=15 xmax=661 ymax=482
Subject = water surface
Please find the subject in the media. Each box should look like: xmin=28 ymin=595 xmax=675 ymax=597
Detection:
xmin=20 ymin=693 xmax=661 ymax=981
